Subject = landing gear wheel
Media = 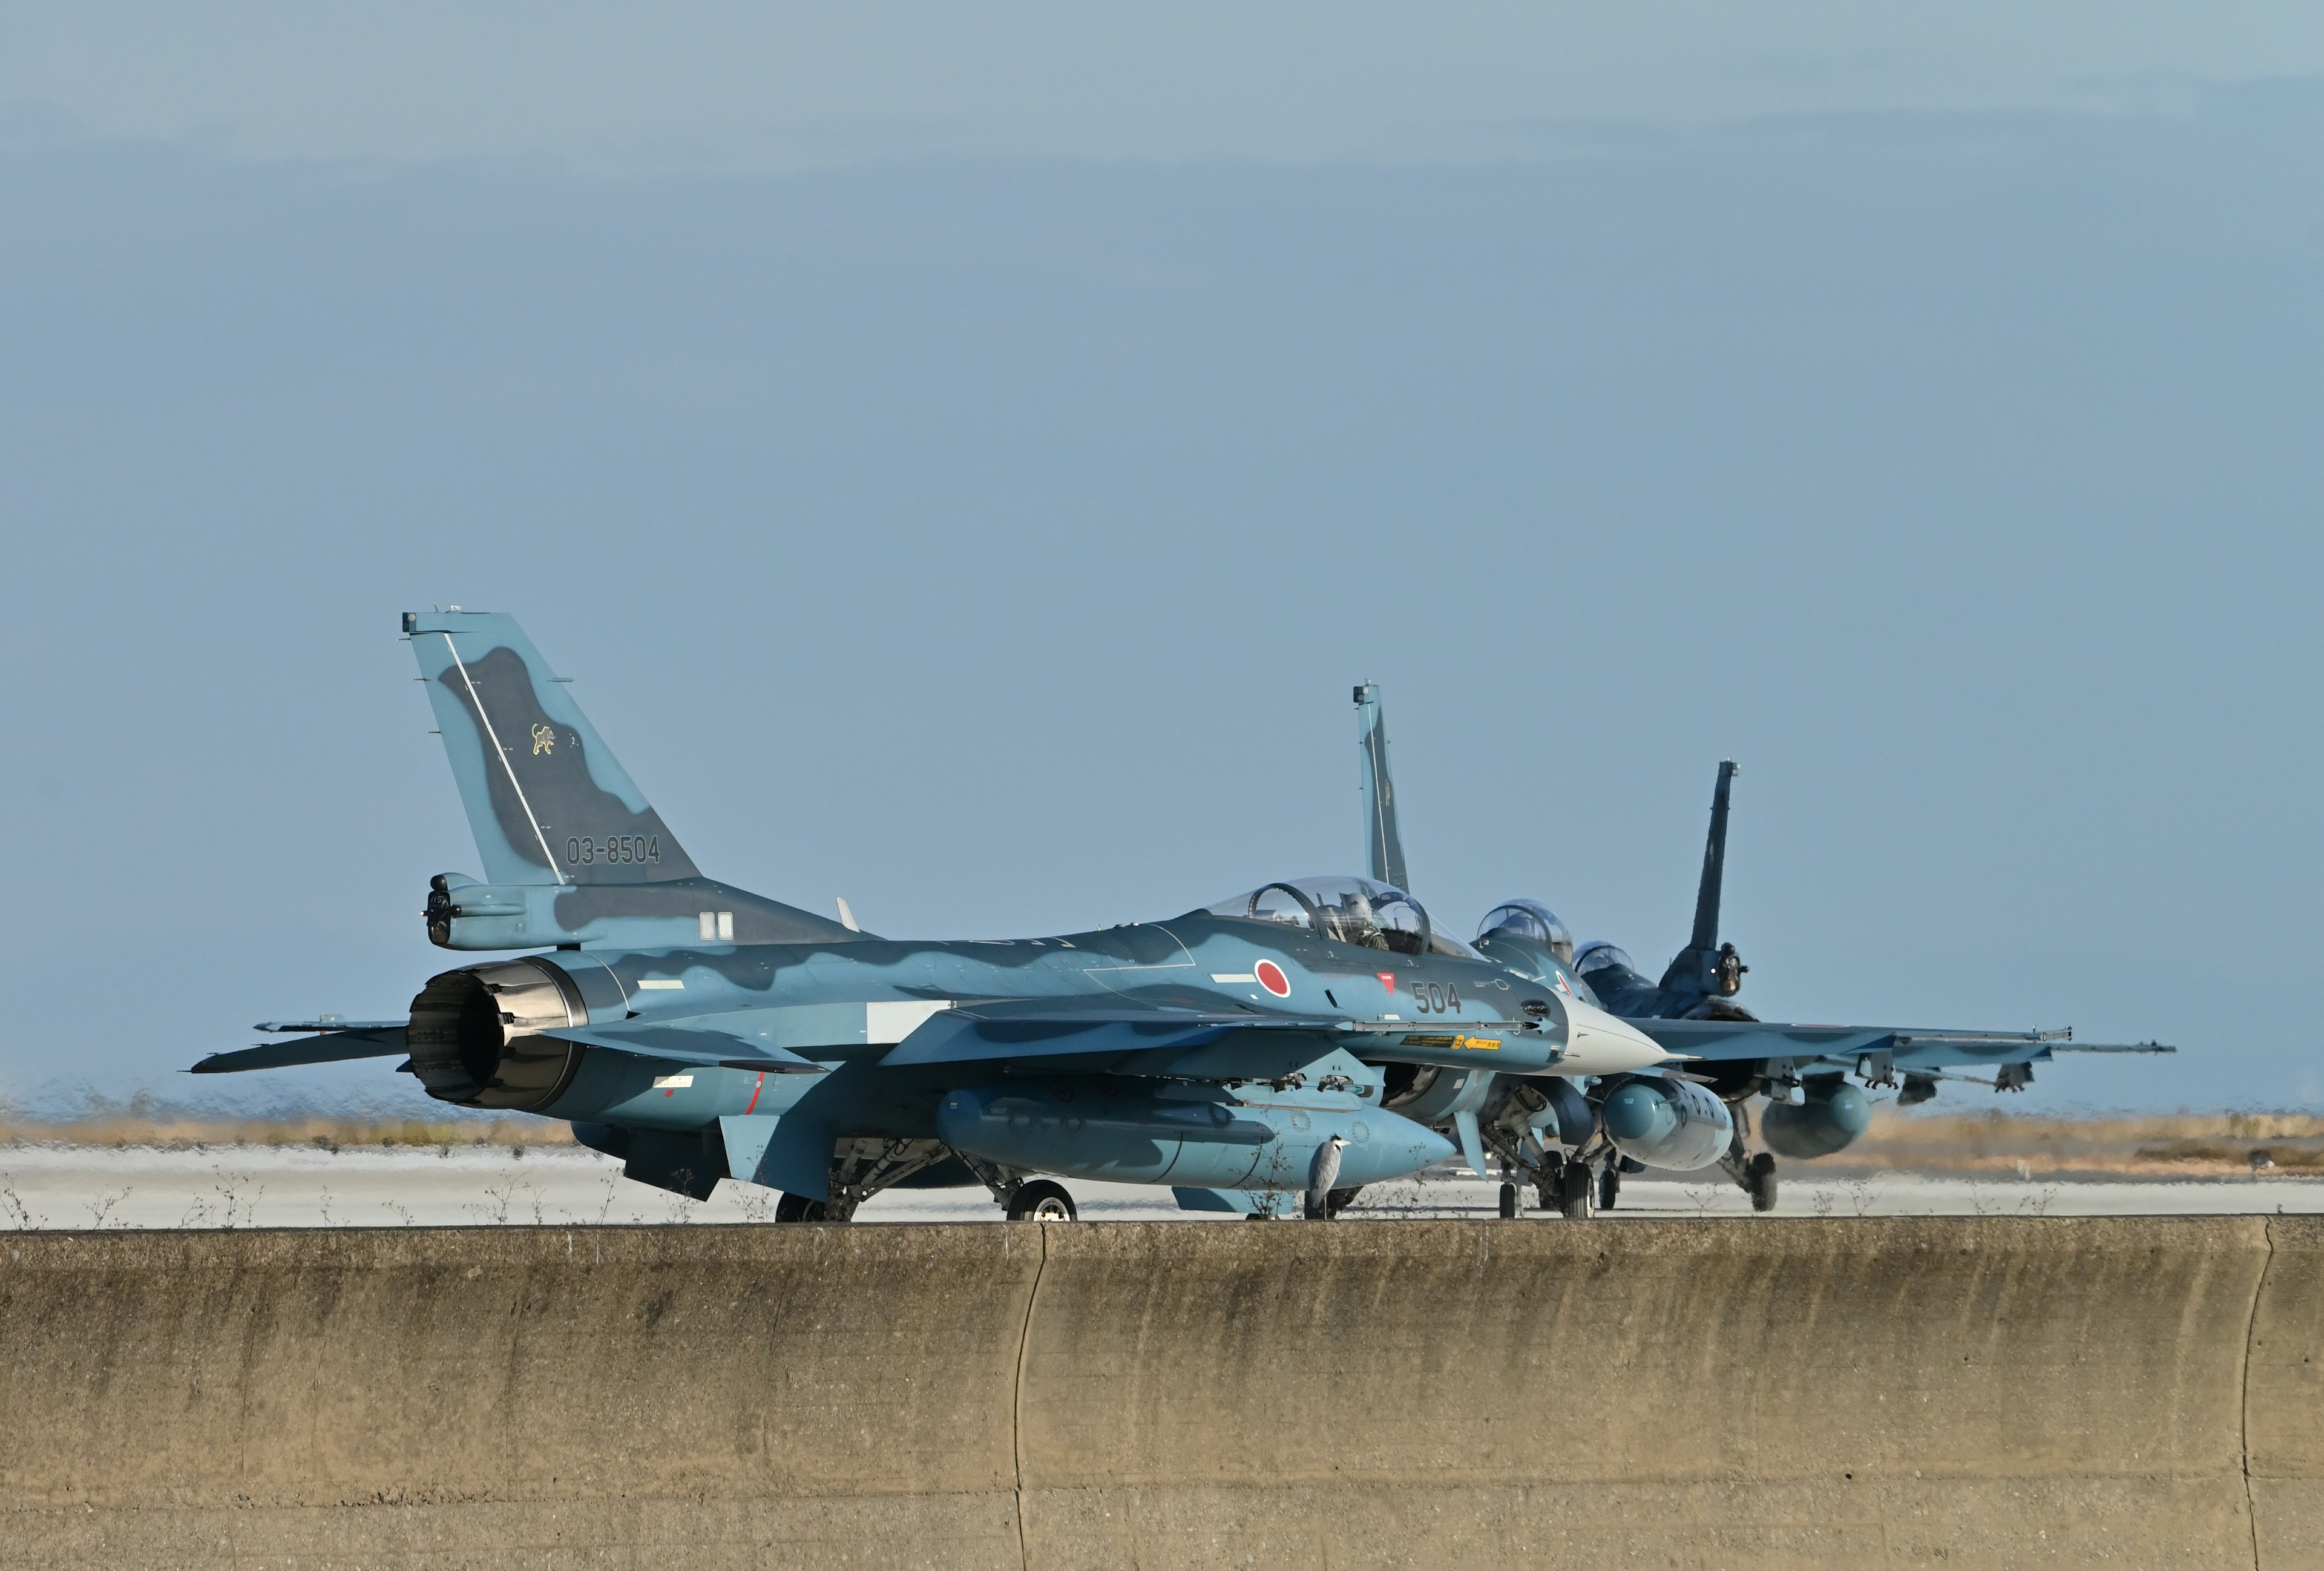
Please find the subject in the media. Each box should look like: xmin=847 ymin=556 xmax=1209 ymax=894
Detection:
xmin=1005 ymin=1179 xmax=1078 ymax=1222
xmin=1598 ymin=1164 xmax=1622 ymax=1212
xmin=1535 ymin=1151 xmax=1564 ymax=1213
xmin=1746 ymin=1152 xmax=1779 ymax=1214
xmin=773 ymin=1192 xmax=829 ymax=1223
xmin=1498 ymin=1182 xmax=1518 ymax=1220
xmin=1325 ymin=1185 xmax=1364 ymax=1219
xmin=1558 ymin=1162 xmax=1595 ymax=1220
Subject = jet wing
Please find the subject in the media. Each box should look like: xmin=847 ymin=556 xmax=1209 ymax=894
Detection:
xmin=878 ymin=1001 xmax=1333 ymax=1076
xmin=536 ymin=1019 xmax=830 ymax=1073
xmin=879 ymin=999 xmax=1552 ymax=1080
xmin=1636 ymin=1019 xmax=2172 ymax=1069
xmin=191 ymin=1026 xmax=409 ymax=1074
xmin=254 ymin=1018 xmax=407 ymax=1032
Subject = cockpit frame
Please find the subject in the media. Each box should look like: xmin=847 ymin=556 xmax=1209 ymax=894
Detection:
xmin=1198 ymin=875 xmax=1481 ymax=960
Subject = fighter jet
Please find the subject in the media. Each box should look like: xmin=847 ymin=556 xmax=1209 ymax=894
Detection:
xmin=198 ymin=612 xmax=1722 ymax=1222
xmin=1350 ymin=683 xmax=2172 ymax=1214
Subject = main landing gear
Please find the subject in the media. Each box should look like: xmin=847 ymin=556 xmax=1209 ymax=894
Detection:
xmin=1005 ymin=1179 xmax=1079 ymax=1222
xmin=1533 ymin=1151 xmax=1563 ymax=1214
xmin=1523 ymin=1150 xmax=1595 ymax=1219
xmin=1717 ymin=1125 xmax=1781 ymax=1213
xmin=1558 ymin=1159 xmax=1595 ymax=1220
xmin=953 ymin=1152 xmax=1077 ymax=1222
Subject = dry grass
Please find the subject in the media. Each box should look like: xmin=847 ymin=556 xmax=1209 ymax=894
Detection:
xmin=0 ymin=1110 xmax=575 ymax=1153
xmin=1835 ymin=1109 xmax=2324 ymax=1177
xmin=5 ymin=1105 xmax=2320 ymax=1175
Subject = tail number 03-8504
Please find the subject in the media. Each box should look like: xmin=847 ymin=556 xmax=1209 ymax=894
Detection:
xmin=565 ymin=835 xmax=660 ymax=866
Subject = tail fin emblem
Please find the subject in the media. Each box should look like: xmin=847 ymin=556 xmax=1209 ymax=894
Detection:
xmin=531 ymin=723 xmax=555 ymax=756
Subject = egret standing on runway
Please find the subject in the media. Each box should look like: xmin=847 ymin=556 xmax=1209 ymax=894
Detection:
xmin=1306 ymin=1133 xmax=1349 ymax=1220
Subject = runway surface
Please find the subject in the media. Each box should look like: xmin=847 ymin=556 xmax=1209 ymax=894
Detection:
xmin=1 ymin=1141 xmax=2316 ymax=1227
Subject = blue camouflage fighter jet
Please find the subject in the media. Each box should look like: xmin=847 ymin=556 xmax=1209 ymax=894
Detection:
xmin=200 ymin=612 xmax=1694 ymax=1220
xmin=1349 ymin=682 xmax=2174 ymax=1217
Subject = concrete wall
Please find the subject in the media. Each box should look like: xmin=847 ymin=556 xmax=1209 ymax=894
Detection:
xmin=0 ymin=1217 xmax=2315 ymax=1569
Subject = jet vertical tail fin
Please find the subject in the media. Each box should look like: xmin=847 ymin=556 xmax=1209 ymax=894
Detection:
xmin=405 ymin=611 xmax=700 ymax=888
xmin=1659 ymin=760 xmax=1745 ymax=1000
xmin=1354 ymin=682 xmax=1410 ymax=892
xmin=1689 ymin=760 xmax=1737 ymax=955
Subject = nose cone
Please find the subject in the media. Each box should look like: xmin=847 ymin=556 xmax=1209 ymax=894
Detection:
xmin=1557 ymin=997 xmax=1666 ymax=1074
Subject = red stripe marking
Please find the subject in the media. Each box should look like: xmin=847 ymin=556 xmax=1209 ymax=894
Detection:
xmin=744 ymin=1071 xmax=764 ymax=1114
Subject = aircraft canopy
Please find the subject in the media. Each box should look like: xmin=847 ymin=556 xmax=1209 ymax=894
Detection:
xmin=1196 ymin=875 xmax=1479 ymax=960
xmin=1573 ymin=941 xmax=1636 ymax=977
xmin=1475 ymin=900 xmax=1574 ymax=964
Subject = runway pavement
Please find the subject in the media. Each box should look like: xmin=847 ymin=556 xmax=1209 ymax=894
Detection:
xmin=1 ymin=1141 xmax=2317 ymax=1228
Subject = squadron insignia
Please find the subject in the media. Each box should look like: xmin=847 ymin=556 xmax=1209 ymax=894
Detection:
xmin=531 ymin=723 xmax=555 ymax=756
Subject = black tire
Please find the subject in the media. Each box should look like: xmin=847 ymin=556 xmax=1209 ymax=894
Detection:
xmin=1005 ymin=1179 xmax=1078 ymax=1222
xmin=1325 ymin=1185 xmax=1364 ymax=1218
xmin=1559 ymin=1162 xmax=1594 ymax=1220
xmin=773 ymin=1192 xmax=828 ymax=1224
xmin=1747 ymin=1152 xmax=1779 ymax=1214
xmin=1497 ymin=1182 xmax=1518 ymax=1220
xmin=1598 ymin=1165 xmax=1622 ymax=1211
xmin=1535 ymin=1151 xmax=1564 ymax=1213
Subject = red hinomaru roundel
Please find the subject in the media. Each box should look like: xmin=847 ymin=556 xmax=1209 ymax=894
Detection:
xmin=1255 ymin=960 xmax=1292 ymax=998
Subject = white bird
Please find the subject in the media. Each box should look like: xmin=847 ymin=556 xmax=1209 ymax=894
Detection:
xmin=1305 ymin=1133 xmax=1350 ymax=1220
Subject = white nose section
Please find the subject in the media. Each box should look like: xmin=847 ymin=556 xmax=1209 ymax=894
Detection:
xmin=1556 ymin=996 xmax=1666 ymax=1075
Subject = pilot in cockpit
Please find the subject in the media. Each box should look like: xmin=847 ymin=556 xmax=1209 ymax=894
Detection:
xmin=1314 ymin=884 xmax=1425 ymax=954
xmin=1201 ymin=876 xmax=1434 ymax=956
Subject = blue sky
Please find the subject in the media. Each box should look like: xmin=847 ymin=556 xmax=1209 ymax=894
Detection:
xmin=2 ymin=7 xmax=2318 ymax=1113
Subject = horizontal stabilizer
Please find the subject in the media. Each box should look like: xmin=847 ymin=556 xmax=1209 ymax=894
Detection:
xmin=191 ymin=1027 xmax=408 ymax=1075
xmin=537 ymin=1021 xmax=830 ymax=1073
